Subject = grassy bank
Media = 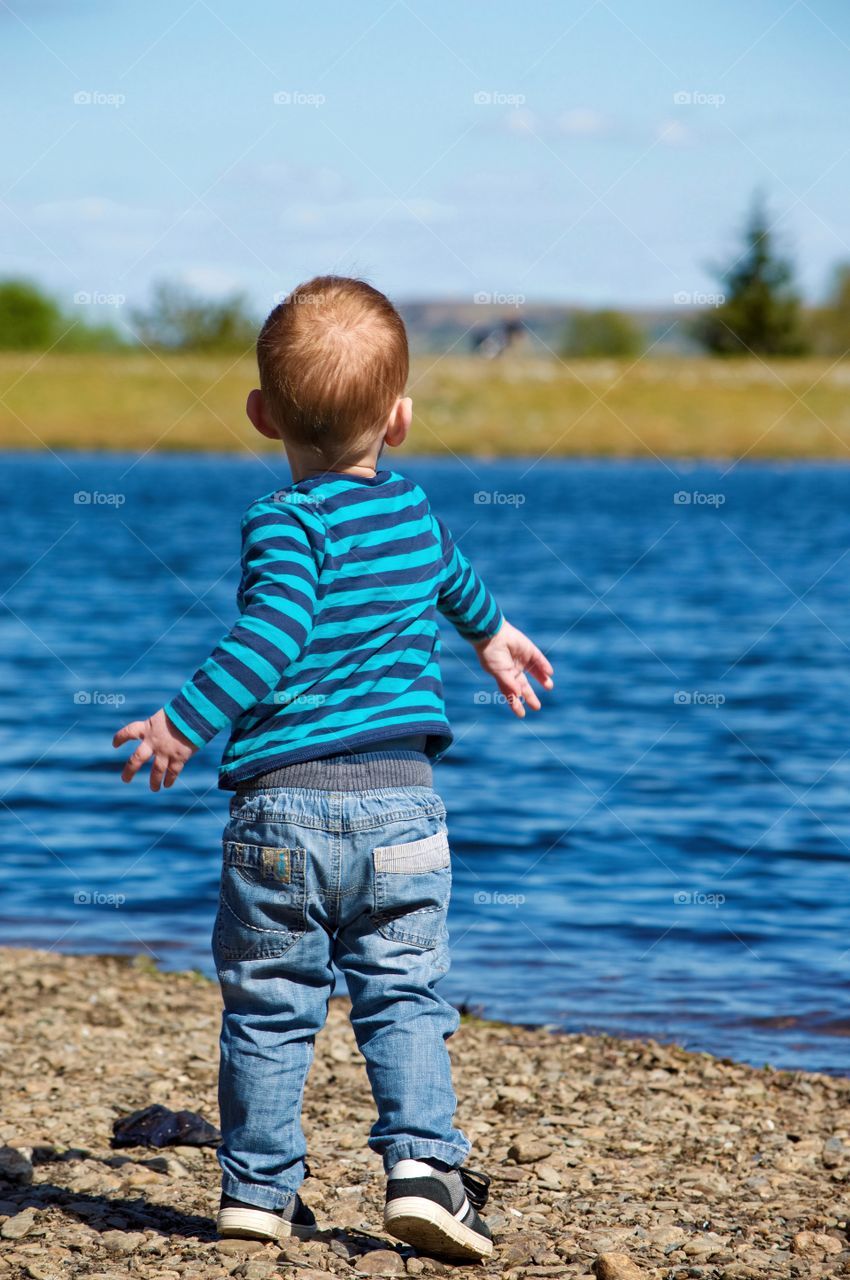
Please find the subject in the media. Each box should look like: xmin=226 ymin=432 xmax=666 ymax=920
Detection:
xmin=1 ymin=351 xmax=850 ymax=458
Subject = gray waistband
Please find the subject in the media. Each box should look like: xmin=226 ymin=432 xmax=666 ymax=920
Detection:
xmin=237 ymin=750 xmax=433 ymax=793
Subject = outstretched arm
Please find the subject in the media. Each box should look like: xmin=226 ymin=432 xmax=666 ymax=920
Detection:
xmin=113 ymin=500 xmax=321 ymax=789
xmin=434 ymin=516 xmax=503 ymax=641
xmin=434 ymin=517 xmax=553 ymax=717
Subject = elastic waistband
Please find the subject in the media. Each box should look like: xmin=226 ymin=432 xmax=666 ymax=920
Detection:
xmin=236 ymin=750 xmax=433 ymax=793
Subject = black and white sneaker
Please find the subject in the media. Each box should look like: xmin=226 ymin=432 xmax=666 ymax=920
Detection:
xmin=384 ymin=1159 xmax=493 ymax=1260
xmin=216 ymin=1191 xmax=317 ymax=1241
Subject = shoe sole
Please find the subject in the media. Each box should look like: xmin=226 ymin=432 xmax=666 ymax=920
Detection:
xmin=384 ymin=1196 xmax=493 ymax=1261
xmin=216 ymin=1207 xmax=317 ymax=1242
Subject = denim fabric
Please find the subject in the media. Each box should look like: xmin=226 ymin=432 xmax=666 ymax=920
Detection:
xmin=213 ymin=783 xmax=470 ymax=1209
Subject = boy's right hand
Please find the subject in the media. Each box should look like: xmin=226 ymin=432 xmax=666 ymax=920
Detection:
xmin=474 ymin=620 xmax=554 ymax=718
xmin=113 ymin=709 xmax=197 ymax=791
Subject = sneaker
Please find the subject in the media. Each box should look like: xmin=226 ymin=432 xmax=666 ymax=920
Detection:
xmin=216 ymin=1191 xmax=317 ymax=1242
xmin=384 ymin=1159 xmax=493 ymax=1260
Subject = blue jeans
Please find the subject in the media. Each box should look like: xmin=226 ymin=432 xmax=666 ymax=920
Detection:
xmin=213 ymin=783 xmax=470 ymax=1209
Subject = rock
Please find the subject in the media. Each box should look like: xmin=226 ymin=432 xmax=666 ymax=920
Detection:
xmin=592 ymin=1254 xmax=646 ymax=1280
xmin=236 ymin=1261 xmax=275 ymax=1280
xmin=507 ymin=1138 xmax=554 ymax=1164
xmin=101 ymin=1229 xmax=148 ymax=1254
xmin=823 ymin=1136 xmax=847 ymax=1168
xmin=215 ymin=1238 xmax=264 ymax=1257
xmin=407 ymin=1260 xmax=425 ymax=1276
xmin=0 ymin=1208 xmax=38 ymax=1240
xmin=791 ymin=1230 xmax=842 ymax=1257
xmin=534 ymin=1162 xmax=562 ymax=1189
xmin=502 ymin=1239 xmax=537 ymax=1267
xmin=645 ymin=1226 xmax=685 ymax=1249
xmin=354 ymin=1249 xmax=406 ymax=1275
xmin=0 ymin=1147 xmax=33 ymax=1186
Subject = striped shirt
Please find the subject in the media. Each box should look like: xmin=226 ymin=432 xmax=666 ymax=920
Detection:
xmin=165 ymin=469 xmax=502 ymax=787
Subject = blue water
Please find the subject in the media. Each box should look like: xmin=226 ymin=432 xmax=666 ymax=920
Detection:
xmin=2 ymin=453 xmax=849 ymax=1074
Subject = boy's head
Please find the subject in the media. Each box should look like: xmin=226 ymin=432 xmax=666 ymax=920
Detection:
xmin=250 ymin=276 xmax=410 ymax=466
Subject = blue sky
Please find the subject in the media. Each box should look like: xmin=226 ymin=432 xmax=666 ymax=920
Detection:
xmin=3 ymin=0 xmax=850 ymax=315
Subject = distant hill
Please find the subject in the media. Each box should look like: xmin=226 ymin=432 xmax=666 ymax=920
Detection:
xmin=398 ymin=300 xmax=701 ymax=356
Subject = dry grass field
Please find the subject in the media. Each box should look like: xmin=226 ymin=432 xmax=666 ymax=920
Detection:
xmin=1 ymin=351 xmax=850 ymax=458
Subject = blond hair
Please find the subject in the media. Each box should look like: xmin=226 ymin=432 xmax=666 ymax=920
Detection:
xmin=257 ymin=276 xmax=409 ymax=461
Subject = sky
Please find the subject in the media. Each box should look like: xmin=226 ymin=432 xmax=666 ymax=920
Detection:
xmin=2 ymin=0 xmax=850 ymax=318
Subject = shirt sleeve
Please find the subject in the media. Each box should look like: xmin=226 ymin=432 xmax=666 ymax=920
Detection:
xmin=433 ymin=516 xmax=503 ymax=642
xmin=164 ymin=501 xmax=321 ymax=746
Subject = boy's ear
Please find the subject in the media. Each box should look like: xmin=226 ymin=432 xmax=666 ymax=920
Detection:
xmin=246 ymin=389 xmax=279 ymax=441
xmin=385 ymin=396 xmax=412 ymax=449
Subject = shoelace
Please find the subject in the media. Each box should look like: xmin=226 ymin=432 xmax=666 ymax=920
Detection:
xmin=459 ymin=1166 xmax=491 ymax=1211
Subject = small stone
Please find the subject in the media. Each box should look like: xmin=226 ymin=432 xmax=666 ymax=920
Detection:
xmin=215 ymin=1238 xmax=264 ymax=1257
xmin=592 ymin=1254 xmax=645 ymax=1280
xmin=823 ymin=1136 xmax=847 ymax=1168
xmin=354 ymin=1248 xmax=406 ymax=1275
xmin=236 ymin=1261 xmax=274 ymax=1280
xmin=101 ymin=1230 xmax=148 ymax=1254
xmin=277 ymin=1240 xmax=306 ymax=1263
xmin=0 ymin=1208 xmax=38 ymax=1240
xmin=791 ymin=1230 xmax=842 ymax=1257
xmin=503 ymin=1240 xmax=536 ymax=1267
xmin=507 ymin=1138 xmax=554 ymax=1164
xmin=645 ymin=1226 xmax=686 ymax=1249
xmin=407 ymin=1260 xmax=425 ymax=1276
xmin=328 ymin=1238 xmax=363 ymax=1260
xmin=534 ymin=1163 xmax=562 ymax=1189
xmin=0 ymin=1147 xmax=33 ymax=1187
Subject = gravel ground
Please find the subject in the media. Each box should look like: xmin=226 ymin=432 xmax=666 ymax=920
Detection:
xmin=0 ymin=948 xmax=848 ymax=1280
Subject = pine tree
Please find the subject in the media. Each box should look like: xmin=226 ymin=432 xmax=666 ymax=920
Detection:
xmin=696 ymin=194 xmax=807 ymax=356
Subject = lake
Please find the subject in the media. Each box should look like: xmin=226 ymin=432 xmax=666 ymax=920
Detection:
xmin=2 ymin=453 xmax=848 ymax=1073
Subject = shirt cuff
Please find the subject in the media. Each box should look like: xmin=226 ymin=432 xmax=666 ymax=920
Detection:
xmin=164 ymin=694 xmax=218 ymax=748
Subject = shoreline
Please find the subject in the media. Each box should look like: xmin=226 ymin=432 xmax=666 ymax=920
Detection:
xmin=1 ymin=948 xmax=848 ymax=1278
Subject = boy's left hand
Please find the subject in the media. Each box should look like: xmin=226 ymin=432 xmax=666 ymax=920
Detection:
xmin=474 ymin=619 xmax=554 ymax=718
xmin=113 ymin=709 xmax=198 ymax=791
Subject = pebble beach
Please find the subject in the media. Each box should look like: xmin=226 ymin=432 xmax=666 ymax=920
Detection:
xmin=1 ymin=948 xmax=848 ymax=1280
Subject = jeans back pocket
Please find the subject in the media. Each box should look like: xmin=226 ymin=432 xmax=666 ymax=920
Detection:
xmin=214 ymin=838 xmax=307 ymax=963
xmin=373 ymin=830 xmax=451 ymax=950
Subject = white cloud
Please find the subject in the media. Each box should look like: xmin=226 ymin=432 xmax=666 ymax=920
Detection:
xmin=656 ymin=119 xmax=691 ymax=147
xmin=558 ymin=108 xmax=608 ymax=137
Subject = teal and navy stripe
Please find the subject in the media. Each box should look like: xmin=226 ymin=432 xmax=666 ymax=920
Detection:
xmin=165 ymin=470 xmax=502 ymax=786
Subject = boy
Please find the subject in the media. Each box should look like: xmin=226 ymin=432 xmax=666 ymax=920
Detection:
xmin=114 ymin=277 xmax=552 ymax=1262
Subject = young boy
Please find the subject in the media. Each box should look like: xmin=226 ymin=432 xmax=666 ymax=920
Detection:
xmin=114 ymin=277 xmax=552 ymax=1262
